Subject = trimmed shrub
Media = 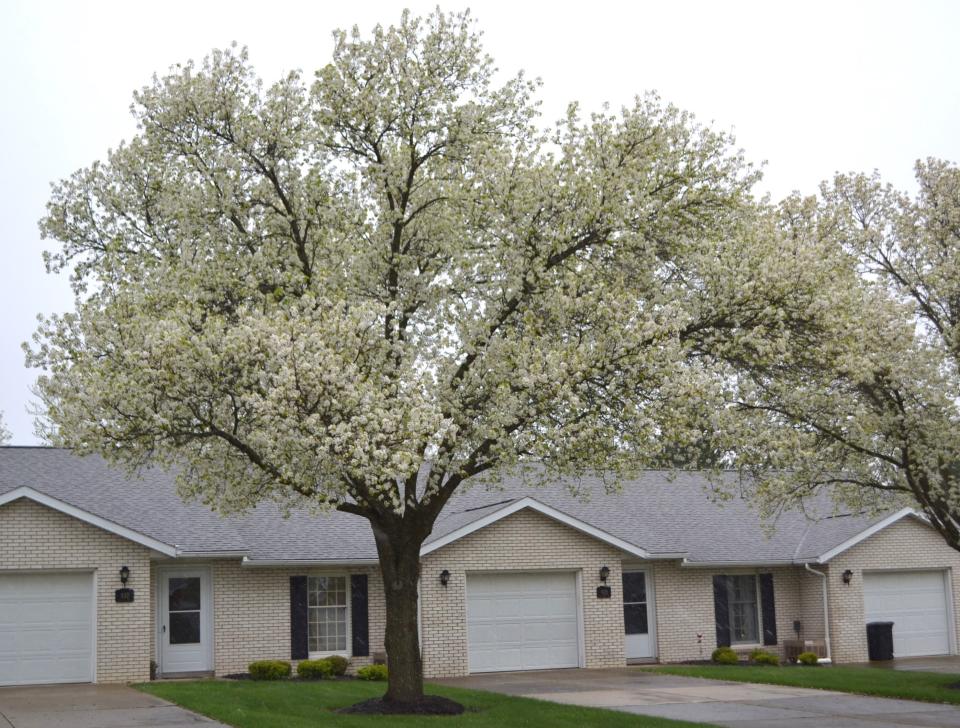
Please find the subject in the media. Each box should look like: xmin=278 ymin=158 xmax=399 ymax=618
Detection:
xmin=325 ymin=655 xmax=349 ymax=676
xmin=751 ymin=650 xmax=779 ymax=666
xmin=249 ymin=660 xmax=291 ymax=680
xmin=357 ymin=664 xmax=388 ymax=681
xmin=297 ymin=659 xmax=335 ymax=680
xmin=797 ymin=651 xmax=820 ymax=666
xmin=711 ymin=647 xmax=739 ymax=665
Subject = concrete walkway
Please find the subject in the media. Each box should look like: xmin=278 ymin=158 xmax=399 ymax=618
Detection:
xmin=438 ymin=667 xmax=960 ymax=727
xmin=0 ymin=684 xmax=228 ymax=728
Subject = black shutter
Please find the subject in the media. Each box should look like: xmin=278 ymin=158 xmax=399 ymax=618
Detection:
xmin=759 ymin=573 xmax=778 ymax=646
xmin=351 ymin=574 xmax=369 ymax=657
xmin=713 ymin=575 xmax=731 ymax=647
xmin=290 ymin=576 xmax=309 ymax=660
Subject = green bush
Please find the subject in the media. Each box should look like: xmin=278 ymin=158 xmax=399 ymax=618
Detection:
xmin=357 ymin=664 xmax=388 ymax=681
xmin=325 ymin=655 xmax=349 ymax=676
xmin=797 ymin=651 xmax=820 ymax=666
xmin=750 ymin=650 xmax=779 ymax=666
xmin=248 ymin=660 xmax=291 ymax=680
xmin=297 ymin=659 xmax=335 ymax=679
xmin=711 ymin=647 xmax=739 ymax=665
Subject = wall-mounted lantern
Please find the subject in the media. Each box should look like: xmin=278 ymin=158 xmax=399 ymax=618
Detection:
xmin=115 ymin=566 xmax=134 ymax=603
xmin=842 ymin=569 xmax=853 ymax=585
xmin=599 ymin=565 xmax=610 ymax=583
xmin=439 ymin=569 xmax=450 ymax=587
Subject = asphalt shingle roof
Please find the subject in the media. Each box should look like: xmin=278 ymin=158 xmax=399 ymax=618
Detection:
xmin=0 ymin=447 xmax=900 ymax=564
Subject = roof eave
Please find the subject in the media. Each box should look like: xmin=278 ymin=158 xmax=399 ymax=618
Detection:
xmin=420 ymin=496 xmax=653 ymax=559
xmin=815 ymin=507 xmax=919 ymax=564
xmin=240 ymin=557 xmax=380 ymax=568
xmin=0 ymin=486 xmax=179 ymax=557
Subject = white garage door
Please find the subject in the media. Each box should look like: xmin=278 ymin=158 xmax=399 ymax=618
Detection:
xmin=863 ymin=571 xmax=951 ymax=658
xmin=0 ymin=572 xmax=94 ymax=685
xmin=467 ymin=572 xmax=580 ymax=673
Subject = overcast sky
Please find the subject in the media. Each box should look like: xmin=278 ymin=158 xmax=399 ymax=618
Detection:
xmin=1 ymin=0 xmax=958 ymax=444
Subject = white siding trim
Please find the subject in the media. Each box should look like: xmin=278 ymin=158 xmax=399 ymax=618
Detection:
xmin=421 ymin=497 xmax=652 ymax=559
xmin=0 ymin=487 xmax=178 ymax=557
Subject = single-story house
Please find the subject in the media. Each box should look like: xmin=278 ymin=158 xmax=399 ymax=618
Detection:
xmin=0 ymin=446 xmax=956 ymax=686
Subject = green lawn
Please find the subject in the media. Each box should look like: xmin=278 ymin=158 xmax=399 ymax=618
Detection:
xmin=648 ymin=664 xmax=960 ymax=705
xmin=137 ymin=680 xmax=711 ymax=728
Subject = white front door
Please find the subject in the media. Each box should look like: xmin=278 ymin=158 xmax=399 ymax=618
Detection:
xmin=159 ymin=569 xmax=212 ymax=674
xmin=467 ymin=572 xmax=580 ymax=673
xmin=623 ymin=570 xmax=654 ymax=660
xmin=863 ymin=570 xmax=951 ymax=657
xmin=0 ymin=572 xmax=94 ymax=686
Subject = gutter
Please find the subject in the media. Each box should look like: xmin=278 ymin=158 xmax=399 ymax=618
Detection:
xmin=680 ymin=558 xmax=799 ymax=568
xmin=804 ymin=563 xmax=832 ymax=663
xmin=175 ymin=550 xmax=249 ymax=558
xmin=240 ymin=557 xmax=380 ymax=568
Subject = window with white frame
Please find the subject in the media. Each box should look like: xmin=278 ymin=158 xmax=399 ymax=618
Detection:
xmin=308 ymin=576 xmax=349 ymax=654
xmin=726 ymin=574 xmax=759 ymax=643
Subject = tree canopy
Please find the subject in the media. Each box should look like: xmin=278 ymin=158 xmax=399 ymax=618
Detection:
xmin=724 ymin=160 xmax=960 ymax=549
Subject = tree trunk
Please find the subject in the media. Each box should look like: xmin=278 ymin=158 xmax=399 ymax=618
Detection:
xmin=371 ymin=522 xmax=426 ymax=705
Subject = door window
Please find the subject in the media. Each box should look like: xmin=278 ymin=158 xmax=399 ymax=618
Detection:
xmin=622 ymin=571 xmax=648 ymax=635
xmin=168 ymin=577 xmax=202 ymax=644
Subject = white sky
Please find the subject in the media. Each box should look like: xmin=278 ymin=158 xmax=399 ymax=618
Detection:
xmin=1 ymin=0 xmax=958 ymax=444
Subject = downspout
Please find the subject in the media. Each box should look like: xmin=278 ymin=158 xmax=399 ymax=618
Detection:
xmin=804 ymin=563 xmax=832 ymax=663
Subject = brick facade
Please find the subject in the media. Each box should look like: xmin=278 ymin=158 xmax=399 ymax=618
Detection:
xmin=649 ymin=561 xmax=808 ymax=662
xmin=826 ymin=517 xmax=960 ymax=663
xmin=419 ymin=509 xmax=626 ymax=678
xmin=6 ymin=496 xmax=958 ymax=684
xmin=206 ymin=561 xmax=385 ymax=676
xmin=0 ymin=499 xmax=152 ymax=683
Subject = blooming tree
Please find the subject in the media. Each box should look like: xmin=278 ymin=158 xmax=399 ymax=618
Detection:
xmin=29 ymin=11 xmax=830 ymax=706
xmin=0 ymin=413 xmax=9 ymax=445
xmin=724 ymin=160 xmax=960 ymax=551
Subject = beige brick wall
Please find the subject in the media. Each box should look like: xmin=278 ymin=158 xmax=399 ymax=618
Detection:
xmin=187 ymin=561 xmax=385 ymax=676
xmin=0 ymin=498 xmax=152 ymax=683
xmin=826 ymin=517 xmax=960 ymax=663
xmin=798 ymin=567 xmax=827 ymax=642
xmin=650 ymin=561 xmax=807 ymax=663
xmin=420 ymin=510 xmax=626 ymax=678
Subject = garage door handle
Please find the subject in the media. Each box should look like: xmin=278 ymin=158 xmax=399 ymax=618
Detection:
xmin=162 ymin=625 xmax=166 ymax=634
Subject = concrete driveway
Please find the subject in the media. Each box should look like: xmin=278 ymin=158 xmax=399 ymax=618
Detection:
xmin=438 ymin=667 xmax=960 ymax=727
xmin=0 ymin=684 xmax=228 ymax=728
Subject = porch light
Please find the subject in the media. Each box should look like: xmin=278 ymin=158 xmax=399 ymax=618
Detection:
xmin=439 ymin=569 xmax=450 ymax=587
xmin=599 ymin=565 xmax=610 ymax=583
xmin=842 ymin=569 xmax=853 ymax=585
xmin=119 ymin=565 xmax=130 ymax=585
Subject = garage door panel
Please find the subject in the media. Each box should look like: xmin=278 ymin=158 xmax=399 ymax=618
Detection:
xmin=467 ymin=572 xmax=580 ymax=673
xmin=0 ymin=573 xmax=94 ymax=686
xmin=864 ymin=571 xmax=950 ymax=658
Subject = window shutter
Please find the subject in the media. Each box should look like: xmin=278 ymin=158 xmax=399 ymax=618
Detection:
xmin=351 ymin=574 xmax=369 ymax=657
xmin=713 ymin=575 xmax=731 ymax=647
xmin=290 ymin=576 xmax=309 ymax=660
xmin=759 ymin=573 xmax=778 ymax=646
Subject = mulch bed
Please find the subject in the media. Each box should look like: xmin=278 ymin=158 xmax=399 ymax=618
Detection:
xmin=338 ymin=695 xmax=465 ymax=715
xmin=675 ymin=660 xmax=811 ymax=668
xmin=223 ymin=673 xmax=356 ymax=682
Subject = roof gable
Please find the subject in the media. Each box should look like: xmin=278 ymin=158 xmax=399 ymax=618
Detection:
xmin=421 ymin=497 xmax=671 ymax=559
xmin=0 ymin=486 xmax=178 ymax=556
xmin=816 ymin=507 xmax=924 ymax=563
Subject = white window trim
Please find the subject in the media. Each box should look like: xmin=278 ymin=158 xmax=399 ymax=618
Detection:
xmin=726 ymin=574 xmax=761 ymax=646
xmin=306 ymin=573 xmax=352 ymax=659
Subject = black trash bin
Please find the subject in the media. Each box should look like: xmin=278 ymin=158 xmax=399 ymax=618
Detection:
xmin=866 ymin=621 xmax=895 ymax=661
